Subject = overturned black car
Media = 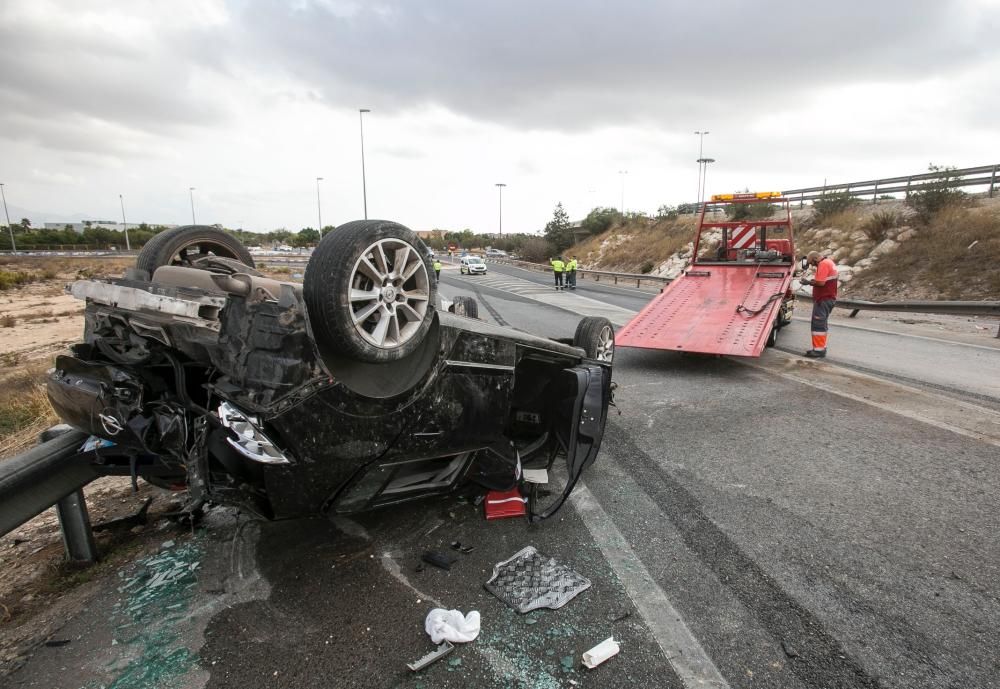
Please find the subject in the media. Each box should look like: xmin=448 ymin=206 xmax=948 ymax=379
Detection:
xmin=47 ymin=220 xmax=615 ymax=522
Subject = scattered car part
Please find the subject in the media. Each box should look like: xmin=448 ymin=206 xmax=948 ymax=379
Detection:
xmin=449 ymin=296 xmax=479 ymax=319
xmin=573 ymin=317 xmax=615 ymax=363
xmin=422 ymin=550 xmax=458 ymax=571
xmin=484 ymin=488 xmax=527 ymax=520
xmin=582 ymin=637 xmax=620 ymax=669
xmin=484 ymin=546 xmax=591 ymax=613
xmin=450 ymin=541 xmax=475 ymax=554
xmin=407 ymin=641 xmax=455 ymax=672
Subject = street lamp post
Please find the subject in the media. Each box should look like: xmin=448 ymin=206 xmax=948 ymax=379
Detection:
xmin=188 ymin=187 xmax=197 ymax=225
xmin=697 ymin=158 xmax=716 ymax=207
xmin=316 ymin=177 xmax=324 ymax=236
xmin=359 ymin=108 xmax=371 ymax=219
xmin=0 ymin=183 xmax=15 ymax=254
xmin=495 ymin=183 xmax=506 ymax=238
xmin=119 ymin=194 xmax=131 ymax=251
xmin=694 ymin=130 xmax=710 ymax=207
xmin=618 ymin=170 xmax=628 ymax=215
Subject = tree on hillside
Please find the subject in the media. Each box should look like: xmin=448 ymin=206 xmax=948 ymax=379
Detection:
xmin=544 ymin=202 xmax=572 ymax=251
xmin=292 ymin=227 xmax=320 ymax=247
xmin=519 ymin=237 xmax=555 ymax=263
xmin=656 ymin=204 xmax=679 ymax=220
xmin=581 ymin=207 xmax=620 ymax=236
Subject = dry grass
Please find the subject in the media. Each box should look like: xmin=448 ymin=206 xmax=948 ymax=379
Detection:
xmin=0 ymin=365 xmax=57 ymax=459
xmin=847 ymin=204 xmax=1000 ymax=299
xmin=572 ymin=216 xmax=697 ymax=272
xmin=862 ymin=211 xmax=903 ymax=243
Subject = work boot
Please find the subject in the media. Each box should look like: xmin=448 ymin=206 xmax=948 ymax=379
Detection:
xmin=804 ymin=349 xmax=827 ymax=359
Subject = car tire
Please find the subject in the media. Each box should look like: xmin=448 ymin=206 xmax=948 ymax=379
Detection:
xmin=304 ymin=220 xmax=436 ymax=363
xmin=450 ymin=296 xmax=479 ymax=319
xmin=136 ymin=226 xmax=254 ymax=276
xmin=573 ymin=316 xmax=615 ymax=363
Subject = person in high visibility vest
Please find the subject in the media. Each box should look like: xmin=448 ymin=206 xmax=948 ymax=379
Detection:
xmin=550 ymin=256 xmax=565 ymax=290
xmin=801 ymin=251 xmax=838 ymax=358
xmin=566 ymin=256 xmax=578 ymax=290
xmin=433 ymin=257 xmax=442 ymax=283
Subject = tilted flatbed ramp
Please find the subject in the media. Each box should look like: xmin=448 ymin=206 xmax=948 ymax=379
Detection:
xmin=617 ymin=265 xmax=793 ymax=357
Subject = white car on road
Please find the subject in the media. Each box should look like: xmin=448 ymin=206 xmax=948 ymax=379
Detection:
xmin=460 ymin=256 xmax=488 ymax=275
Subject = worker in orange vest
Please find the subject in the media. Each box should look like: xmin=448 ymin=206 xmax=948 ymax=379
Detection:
xmin=800 ymin=251 xmax=838 ymax=358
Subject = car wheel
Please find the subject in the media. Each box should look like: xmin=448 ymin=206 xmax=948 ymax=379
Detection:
xmin=304 ymin=220 xmax=436 ymax=363
xmin=136 ymin=226 xmax=255 ymax=276
xmin=450 ymin=296 xmax=479 ymax=319
xmin=573 ymin=316 xmax=615 ymax=363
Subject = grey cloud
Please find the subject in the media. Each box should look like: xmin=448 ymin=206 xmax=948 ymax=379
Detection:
xmin=0 ymin=5 xmax=232 ymax=154
xmin=238 ymin=0 xmax=999 ymax=129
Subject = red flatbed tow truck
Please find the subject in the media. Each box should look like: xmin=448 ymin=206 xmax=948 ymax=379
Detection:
xmin=617 ymin=192 xmax=797 ymax=357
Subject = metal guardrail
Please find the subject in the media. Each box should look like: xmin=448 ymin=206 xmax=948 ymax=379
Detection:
xmin=836 ymin=299 xmax=1000 ymax=336
xmin=781 ymin=163 xmax=999 ymax=204
xmin=0 ymin=428 xmax=100 ymax=562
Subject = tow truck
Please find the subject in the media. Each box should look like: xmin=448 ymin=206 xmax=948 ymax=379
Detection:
xmin=617 ymin=192 xmax=797 ymax=357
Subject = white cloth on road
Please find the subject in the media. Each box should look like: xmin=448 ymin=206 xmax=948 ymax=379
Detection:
xmin=424 ymin=608 xmax=481 ymax=644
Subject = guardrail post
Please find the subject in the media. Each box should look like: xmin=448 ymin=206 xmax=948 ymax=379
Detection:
xmin=873 ymin=180 xmax=879 ymax=205
xmin=56 ymin=489 xmax=98 ymax=563
xmin=991 ymin=165 xmax=997 ymax=198
xmin=614 ymin=275 xmax=618 ymax=285
xmin=849 ymin=309 xmax=860 ymax=318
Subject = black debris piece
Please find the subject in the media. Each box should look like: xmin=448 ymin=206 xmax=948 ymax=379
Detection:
xmin=450 ymin=541 xmax=475 ymax=554
xmin=422 ymin=550 xmax=458 ymax=571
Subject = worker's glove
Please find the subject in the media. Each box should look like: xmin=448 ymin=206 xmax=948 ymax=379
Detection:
xmin=800 ymin=278 xmax=813 ymax=286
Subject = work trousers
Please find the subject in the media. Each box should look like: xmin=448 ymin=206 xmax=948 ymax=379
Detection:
xmin=554 ymin=271 xmax=564 ymax=287
xmin=567 ymin=270 xmax=576 ymax=288
xmin=811 ymin=299 xmax=835 ymax=350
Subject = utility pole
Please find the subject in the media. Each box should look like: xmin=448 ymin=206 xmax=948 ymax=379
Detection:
xmin=495 ymin=183 xmax=506 ymax=238
xmin=618 ymin=170 xmax=628 ymax=215
xmin=698 ymin=158 xmax=716 ymax=206
xmin=694 ymin=131 xmax=709 ymax=207
xmin=316 ymin=177 xmax=324 ymax=236
xmin=0 ymin=183 xmax=15 ymax=254
xmin=359 ymin=109 xmax=371 ymax=219
xmin=119 ymin=194 xmax=130 ymax=251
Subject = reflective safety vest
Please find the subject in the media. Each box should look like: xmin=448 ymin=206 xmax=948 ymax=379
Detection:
xmin=551 ymin=259 xmax=565 ymax=272
xmin=567 ymin=259 xmax=577 ymax=272
xmin=433 ymin=260 xmax=442 ymax=271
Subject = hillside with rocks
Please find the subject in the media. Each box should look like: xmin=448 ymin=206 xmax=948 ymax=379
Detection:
xmin=570 ymin=195 xmax=1000 ymax=301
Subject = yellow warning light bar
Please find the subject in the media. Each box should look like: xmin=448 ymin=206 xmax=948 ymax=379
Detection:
xmin=710 ymin=191 xmax=782 ymax=202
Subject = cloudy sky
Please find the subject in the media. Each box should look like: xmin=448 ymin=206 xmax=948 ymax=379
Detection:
xmin=1 ymin=0 xmax=998 ymax=234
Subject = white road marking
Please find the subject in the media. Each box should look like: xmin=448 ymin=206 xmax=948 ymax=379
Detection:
xmin=571 ymin=483 xmax=731 ymax=689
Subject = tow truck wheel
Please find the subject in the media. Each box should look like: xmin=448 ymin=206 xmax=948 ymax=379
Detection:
xmin=574 ymin=316 xmax=615 ymax=363
xmin=767 ymin=324 xmax=778 ymax=347
xmin=305 ymin=220 xmax=436 ymax=363
xmin=136 ymin=225 xmax=255 ymax=277
xmin=449 ymin=296 xmax=479 ymax=319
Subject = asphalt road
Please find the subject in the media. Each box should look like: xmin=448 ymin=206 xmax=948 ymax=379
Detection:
xmin=7 ymin=262 xmax=1000 ymax=689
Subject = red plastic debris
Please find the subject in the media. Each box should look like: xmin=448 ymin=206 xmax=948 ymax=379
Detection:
xmin=484 ymin=488 xmax=527 ymax=520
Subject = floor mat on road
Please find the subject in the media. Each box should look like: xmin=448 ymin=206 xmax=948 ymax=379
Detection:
xmin=484 ymin=545 xmax=591 ymax=613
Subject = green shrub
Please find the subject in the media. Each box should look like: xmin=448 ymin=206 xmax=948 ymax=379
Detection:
xmin=906 ymin=164 xmax=967 ymax=224
xmin=813 ymin=190 xmax=858 ymax=224
xmin=862 ymin=211 xmax=902 ymax=242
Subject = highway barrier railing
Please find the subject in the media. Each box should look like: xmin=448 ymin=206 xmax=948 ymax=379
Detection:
xmin=781 ymin=163 xmax=999 ymax=204
xmin=0 ymin=428 xmax=100 ymax=562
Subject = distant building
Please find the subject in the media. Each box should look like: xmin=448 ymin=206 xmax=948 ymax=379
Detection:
xmin=43 ymin=221 xmax=178 ymax=234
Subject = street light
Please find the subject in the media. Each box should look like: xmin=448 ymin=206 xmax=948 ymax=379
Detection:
xmin=188 ymin=187 xmax=197 ymax=225
xmin=495 ymin=183 xmax=506 ymax=238
xmin=119 ymin=194 xmax=131 ymax=251
xmin=694 ymin=131 xmax=710 ymax=207
xmin=359 ymin=108 xmax=371 ymax=219
xmin=316 ymin=177 xmax=324 ymax=237
xmin=0 ymin=183 xmax=15 ymax=254
xmin=697 ymin=158 xmax=716 ymax=207
xmin=618 ymin=170 xmax=628 ymax=215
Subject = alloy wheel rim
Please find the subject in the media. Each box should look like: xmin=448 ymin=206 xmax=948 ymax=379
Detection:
xmin=596 ymin=325 xmax=615 ymax=362
xmin=348 ymin=238 xmax=431 ymax=348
